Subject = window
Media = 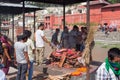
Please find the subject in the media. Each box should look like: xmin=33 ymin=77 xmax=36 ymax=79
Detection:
xmin=78 ymin=8 xmax=86 ymax=13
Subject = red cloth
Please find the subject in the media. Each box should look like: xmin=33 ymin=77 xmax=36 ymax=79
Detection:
xmin=67 ymin=49 xmax=75 ymax=54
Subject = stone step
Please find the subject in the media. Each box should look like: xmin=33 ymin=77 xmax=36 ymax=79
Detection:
xmin=6 ymin=67 xmax=17 ymax=80
xmin=6 ymin=67 xmax=42 ymax=80
xmin=94 ymin=32 xmax=120 ymax=41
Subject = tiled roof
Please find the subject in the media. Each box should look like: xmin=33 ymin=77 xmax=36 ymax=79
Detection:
xmin=90 ymin=0 xmax=110 ymax=5
xmin=0 ymin=0 xmax=94 ymax=5
xmin=0 ymin=2 xmax=42 ymax=14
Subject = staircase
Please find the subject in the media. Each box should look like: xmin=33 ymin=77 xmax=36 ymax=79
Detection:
xmin=94 ymin=31 xmax=120 ymax=42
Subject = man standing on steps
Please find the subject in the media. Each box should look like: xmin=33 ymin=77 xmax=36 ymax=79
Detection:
xmin=35 ymin=23 xmax=50 ymax=66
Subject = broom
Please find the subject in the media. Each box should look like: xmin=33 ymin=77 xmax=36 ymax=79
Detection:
xmin=83 ymin=26 xmax=94 ymax=64
xmin=81 ymin=26 xmax=95 ymax=80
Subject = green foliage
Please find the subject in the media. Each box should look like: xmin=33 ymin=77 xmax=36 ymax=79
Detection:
xmin=101 ymin=44 xmax=120 ymax=48
xmin=0 ymin=14 xmax=11 ymax=21
xmin=25 ymin=1 xmax=61 ymax=7
xmin=96 ymin=41 xmax=120 ymax=49
xmin=107 ymin=0 xmax=120 ymax=4
xmin=0 ymin=14 xmax=12 ymax=25
xmin=54 ymin=22 xmax=98 ymax=27
xmin=90 ymin=22 xmax=98 ymax=26
xmin=53 ymin=24 xmax=60 ymax=26
xmin=67 ymin=22 xmax=98 ymax=26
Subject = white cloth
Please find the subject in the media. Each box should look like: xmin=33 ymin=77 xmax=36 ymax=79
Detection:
xmin=35 ymin=30 xmax=44 ymax=47
xmin=25 ymin=38 xmax=35 ymax=61
xmin=96 ymin=62 xmax=119 ymax=80
xmin=0 ymin=70 xmax=6 ymax=80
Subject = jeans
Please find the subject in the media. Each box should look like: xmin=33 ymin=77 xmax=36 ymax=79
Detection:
xmin=16 ymin=63 xmax=28 ymax=80
xmin=28 ymin=60 xmax=34 ymax=80
xmin=0 ymin=64 xmax=4 ymax=69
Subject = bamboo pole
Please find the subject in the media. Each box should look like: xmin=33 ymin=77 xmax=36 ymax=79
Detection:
xmin=86 ymin=0 xmax=90 ymax=80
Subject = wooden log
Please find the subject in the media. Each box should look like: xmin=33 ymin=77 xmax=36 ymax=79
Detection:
xmin=58 ymin=52 xmax=66 ymax=67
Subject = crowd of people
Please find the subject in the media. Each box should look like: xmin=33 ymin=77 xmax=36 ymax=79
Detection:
xmin=51 ymin=25 xmax=89 ymax=52
xmin=98 ymin=23 xmax=117 ymax=32
xmin=49 ymin=25 xmax=95 ymax=68
xmin=98 ymin=23 xmax=118 ymax=37
xmin=0 ymin=23 xmax=92 ymax=80
xmin=1 ymin=23 xmax=119 ymax=80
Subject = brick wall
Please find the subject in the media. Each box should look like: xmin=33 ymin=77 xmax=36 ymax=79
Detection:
xmin=102 ymin=7 xmax=120 ymax=27
xmin=44 ymin=4 xmax=120 ymax=30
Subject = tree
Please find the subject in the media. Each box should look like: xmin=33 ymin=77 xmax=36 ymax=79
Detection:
xmin=25 ymin=1 xmax=61 ymax=7
xmin=0 ymin=14 xmax=11 ymax=25
xmin=107 ymin=0 xmax=120 ymax=4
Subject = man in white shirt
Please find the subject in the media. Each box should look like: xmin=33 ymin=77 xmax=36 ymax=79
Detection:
xmin=35 ymin=23 xmax=50 ymax=66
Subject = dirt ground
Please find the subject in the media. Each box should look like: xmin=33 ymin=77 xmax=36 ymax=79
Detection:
xmin=92 ymin=44 xmax=108 ymax=62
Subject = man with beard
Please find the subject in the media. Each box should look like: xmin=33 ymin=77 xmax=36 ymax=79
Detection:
xmin=35 ymin=23 xmax=50 ymax=66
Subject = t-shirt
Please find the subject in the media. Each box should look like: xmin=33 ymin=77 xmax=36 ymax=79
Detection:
xmin=14 ymin=42 xmax=28 ymax=63
xmin=35 ymin=30 xmax=44 ymax=47
xmin=25 ymin=38 xmax=35 ymax=61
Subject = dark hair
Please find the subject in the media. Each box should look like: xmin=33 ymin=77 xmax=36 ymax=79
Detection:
xmin=2 ymin=35 xmax=8 ymax=40
xmin=17 ymin=35 xmax=22 ymax=41
xmin=23 ymin=30 xmax=32 ymax=38
xmin=73 ymin=25 xmax=78 ymax=30
xmin=38 ymin=23 xmax=44 ymax=29
xmin=21 ymin=34 xmax=28 ymax=40
xmin=56 ymin=28 xmax=60 ymax=32
xmin=64 ymin=26 xmax=68 ymax=30
xmin=108 ymin=48 xmax=120 ymax=60
xmin=3 ymin=35 xmax=13 ymax=44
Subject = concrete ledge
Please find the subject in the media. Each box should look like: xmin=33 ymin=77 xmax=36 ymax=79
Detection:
xmin=6 ymin=67 xmax=42 ymax=80
xmin=6 ymin=67 xmax=17 ymax=80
